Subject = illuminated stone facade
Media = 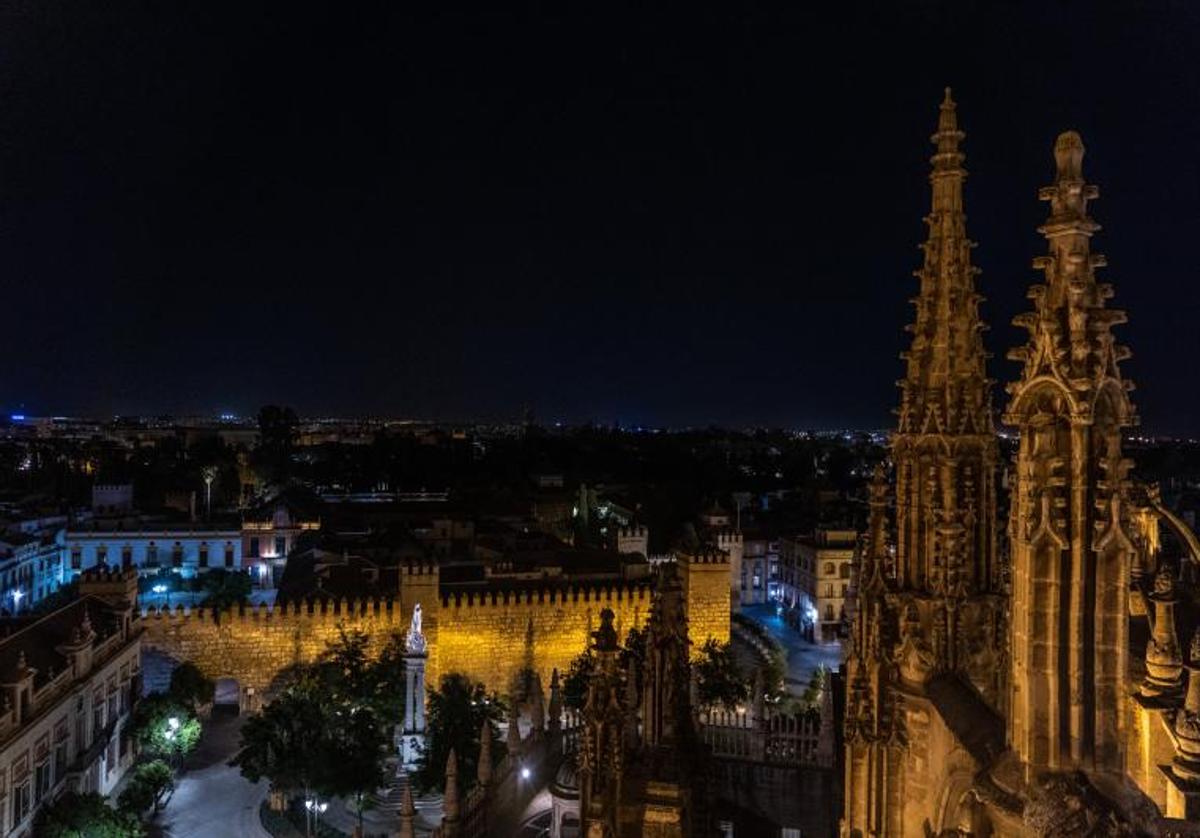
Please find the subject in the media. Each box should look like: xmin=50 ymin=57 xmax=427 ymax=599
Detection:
xmin=140 ymin=556 xmax=728 ymax=701
xmin=843 ymin=93 xmax=1200 ymax=835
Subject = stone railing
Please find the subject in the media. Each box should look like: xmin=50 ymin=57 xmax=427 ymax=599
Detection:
xmin=698 ymin=706 xmax=830 ymax=767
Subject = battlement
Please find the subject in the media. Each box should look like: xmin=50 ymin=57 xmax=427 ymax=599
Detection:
xmin=715 ymin=530 xmax=743 ymax=547
xmin=618 ymin=525 xmax=648 ymax=539
xmin=439 ymin=581 xmax=652 ymax=609
xmin=679 ymin=548 xmax=731 ymax=567
xmin=140 ymin=596 xmax=406 ymax=624
xmin=79 ymin=565 xmax=139 ymax=605
xmin=400 ymin=560 xmax=439 ymax=577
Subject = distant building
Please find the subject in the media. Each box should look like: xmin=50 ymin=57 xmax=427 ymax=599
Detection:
xmin=789 ymin=528 xmax=856 ymax=644
xmin=61 ymin=521 xmax=243 ymax=581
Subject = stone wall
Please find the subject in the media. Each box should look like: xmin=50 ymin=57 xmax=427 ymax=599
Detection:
xmin=679 ymin=551 xmax=732 ymax=654
xmin=434 ymin=584 xmax=652 ymax=694
xmin=140 ymin=562 xmax=731 ymax=697
xmin=140 ymin=600 xmax=407 ymax=693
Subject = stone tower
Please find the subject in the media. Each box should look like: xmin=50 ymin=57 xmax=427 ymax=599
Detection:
xmin=1004 ymin=130 xmax=1137 ymax=778
xmin=843 ymin=90 xmax=1005 ymax=837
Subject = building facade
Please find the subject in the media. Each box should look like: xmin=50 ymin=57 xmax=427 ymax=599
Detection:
xmin=0 ymin=567 xmax=141 ymax=835
xmin=61 ymin=524 xmax=242 ymax=580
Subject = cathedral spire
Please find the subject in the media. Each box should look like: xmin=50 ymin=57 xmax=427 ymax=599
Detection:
xmin=898 ymin=88 xmax=992 ymax=437
xmin=1005 ymin=131 xmax=1136 ymax=778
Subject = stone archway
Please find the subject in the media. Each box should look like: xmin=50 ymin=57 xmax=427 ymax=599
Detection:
xmin=213 ymin=677 xmax=243 ymax=715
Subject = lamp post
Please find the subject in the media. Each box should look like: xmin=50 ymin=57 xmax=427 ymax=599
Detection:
xmin=202 ymin=466 xmax=217 ymax=520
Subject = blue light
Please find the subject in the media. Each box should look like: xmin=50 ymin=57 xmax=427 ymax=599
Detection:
xmin=10 ymin=415 xmax=24 ymax=421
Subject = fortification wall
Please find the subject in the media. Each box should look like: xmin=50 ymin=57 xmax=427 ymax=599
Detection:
xmin=680 ymin=552 xmax=732 ymax=653
xmin=435 ymin=584 xmax=652 ymax=694
xmin=141 ymin=566 xmax=730 ymax=697
xmin=139 ymin=600 xmax=407 ymax=692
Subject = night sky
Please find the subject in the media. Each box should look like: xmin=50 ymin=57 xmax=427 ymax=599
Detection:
xmin=1 ymin=4 xmax=1198 ymax=431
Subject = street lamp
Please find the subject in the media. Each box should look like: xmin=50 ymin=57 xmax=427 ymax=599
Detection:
xmin=202 ymin=466 xmax=217 ymax=520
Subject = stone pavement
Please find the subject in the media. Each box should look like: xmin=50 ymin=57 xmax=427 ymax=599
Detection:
xmin=154 ymin=712 xmax=271 ymax=838
xmin=739 ymin=603 xmax=843 ymax=694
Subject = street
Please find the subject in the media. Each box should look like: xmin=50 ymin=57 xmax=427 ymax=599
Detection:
xmin=155 ymin=712 xmax=271 ymax=838
xmin=739 ymin=603 xmax=843 ymax=694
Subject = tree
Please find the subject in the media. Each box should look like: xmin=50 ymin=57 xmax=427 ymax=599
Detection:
xmin=319 ymin=706 xmax=388 ymax=833
xmin=562 ymin=648 xmax=595 ymax=711
xmin=131 ymin=693 xmax=201 ymax=764
xmin=169 ymin=662 xmax=215 ymax=710
xmin=35 ymin=792 xmax=144 ymax=838
xmin=693 ymin=638 xmax=750 ymax=711
xmin=117 ymin=759 xmax=174 ymax=815
xmin=231 ymin=677 xmax=330 ymax=804
xmin=415 ymin=673 xmax=505 ymax=793
xmin=199 ymin=568 xmax=252 ymax=610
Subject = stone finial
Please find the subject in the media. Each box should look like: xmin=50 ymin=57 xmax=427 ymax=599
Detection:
xmin=531 ymin=680 xmax=546 ymax=732
xmin=1153 ymin=562 xmax=1176 ymax=598
xmin=1054 ymin=130 xmax=1085 ymax=182
xmin=477 ymin=719 xmax=493 ymax=787
xmin=591 ymin=608 xmax=618 ymax=654
xmin=506 ymin=705 xmax=522 ymax=755
xmin=548 ymin=668 xmax=563 ymax=731
xmin=443 ymin=748 xmax=459 ymax=823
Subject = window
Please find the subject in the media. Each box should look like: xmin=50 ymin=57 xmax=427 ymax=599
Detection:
xmin=96 ymin=545 xmax=107 ymax=565
xmin=825 ymin=604 xmax=834 ymax=621
xmin=172 ymin=543 xmax=184 ymax=568
xmin=248 ymin=537 xmax=260 ymax=559
xmin=11 ymin=781 xmax=28 ymax=828
xmin=34 ymin=762 xmax=48 ymax=804
xmin=121 ymin=546 xmax=133 ymax=568
xmin=825 ymin=584 xmax=834 ymax=598
xmin=54 ymin=743 xmax=66 ymax=783
xmin=70 ymin=549 xmax=82 ymax=570
xmin=224 ymin=544 xmax=235 ymax=568
xmin=840 ymin=563 xmax=851 ymax=579
xmin=198 ymin=544 xmax=209 ymax=568
xmin=752 ymin=574 xmax=761 ymax=589
xmin=146 ymin=543 xmax=158 ymax=566
xmin=824 ymin=562 xmax=835 ymax=576
xmin=274 ymin=536 xmax=286 ymax=558
xmin=841 ymin=583 xmax=848 ymax=597
xmin=106 ymin=740 xmax=116 ymax=776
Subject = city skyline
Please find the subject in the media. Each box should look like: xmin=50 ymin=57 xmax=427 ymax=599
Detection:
xmin=1 ymin=5 xmax=1198 ymax=430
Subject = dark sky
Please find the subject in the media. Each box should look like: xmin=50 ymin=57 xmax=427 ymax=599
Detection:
xmin=0 ymin=3 xmax=1198 ymax=431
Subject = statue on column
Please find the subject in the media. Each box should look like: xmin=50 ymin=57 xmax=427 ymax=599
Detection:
xmin=400 ymin=603 xmax=428 ymax=769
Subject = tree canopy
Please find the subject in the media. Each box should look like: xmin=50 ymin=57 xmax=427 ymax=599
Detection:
xmin=36 ymin=792 xmax=144 ymax=838
xmin=130 ymin=693 xmax=201 ymax=764
xmin=414 ymin=673 xmax=505 ymax=793
xmin=693 ymin=638 xmax=750 ymax=711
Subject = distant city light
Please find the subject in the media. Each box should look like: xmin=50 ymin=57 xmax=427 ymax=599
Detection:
xmin=152 ymin=584 xmax=168 ymax=594
xmin=521 ymin=766 xmax=531 ymax=780
xmin=9 ymin=414 xmax=24 ymax=422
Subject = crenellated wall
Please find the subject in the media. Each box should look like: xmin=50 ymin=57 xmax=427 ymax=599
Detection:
xmin=140 ymin=563 xmax=729 ymax=698
xmin=435 ymin=584 xmax=653 ymax=693
xmin=139 ymin=599 xmax=408 ymax=693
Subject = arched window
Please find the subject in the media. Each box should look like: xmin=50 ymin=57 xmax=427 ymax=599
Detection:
xmin=824 ymin=562 xmax=835 ymax=576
